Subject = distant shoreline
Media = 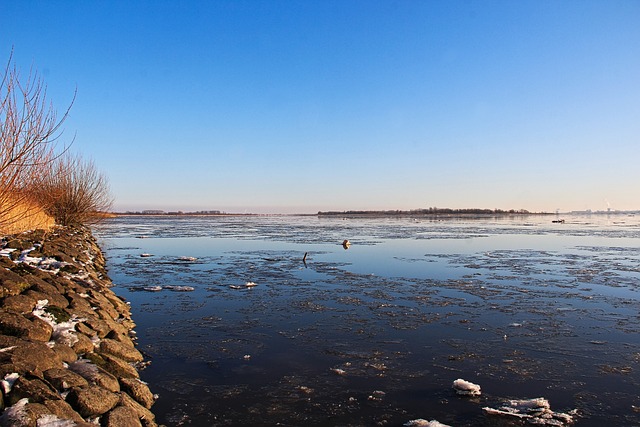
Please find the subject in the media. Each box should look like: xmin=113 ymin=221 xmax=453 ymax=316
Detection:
xmin=110 ymin=209 xmax=638 ymax=218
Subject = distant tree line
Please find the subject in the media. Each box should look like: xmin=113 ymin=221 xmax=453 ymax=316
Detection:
xmin=318 ymin=208 xmax=541 ymax=216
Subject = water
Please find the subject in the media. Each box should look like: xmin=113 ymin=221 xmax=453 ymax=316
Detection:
xmin=93 ymin=214 xmax=640 ymax=426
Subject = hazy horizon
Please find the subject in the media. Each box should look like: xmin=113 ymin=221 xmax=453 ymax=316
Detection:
xmin=3 ymin=1 xmax=639 ymax=214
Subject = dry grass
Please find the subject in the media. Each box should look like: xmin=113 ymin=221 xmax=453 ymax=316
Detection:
xmin=0 ymin=196 xmax=54 ymax=235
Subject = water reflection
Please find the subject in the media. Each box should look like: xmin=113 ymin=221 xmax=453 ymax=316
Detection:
xmin=94 ymin=215 xmax=640 ymax=426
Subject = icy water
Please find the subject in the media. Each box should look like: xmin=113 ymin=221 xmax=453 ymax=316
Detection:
xmin=93 ymin=214 xmax=640 ymax=426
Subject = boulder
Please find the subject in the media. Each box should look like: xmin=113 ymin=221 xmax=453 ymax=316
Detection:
xmin=65 ymin=385 xmax=119 ymax=418
xmin=6 ymin=376 xmax=59 ymax=405
xmin=102 ymin=405 xmax=143 ymax=427
xmin=100 ymin=338 xmax=144 ymax=362
xmin=119 ymin=378 xmax=155 ymax=409
xmin=0 ymin=311 xmax=52 ymax=341
xmin=1 ymin=294 xmax=37 ymax=314
xmin=43 ymin=399 xmax=86 ymax=422
xmin=44 ymin=368 xmax=89 ymax=391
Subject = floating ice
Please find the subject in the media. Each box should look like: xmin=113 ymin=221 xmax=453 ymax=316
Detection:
xmin=142 ymin=286 xmax=163 ymax=292
xmin=404 ymin=420 xmax=451 ymax=427
xmin=164 ymin=285 xmax=195 ymax=292
xmin=230 ymin=282 xmax=258 ymax=290
xmin=483 ymin=397 xmax=576 ymax=425
xmin=452 ymin=378 xmax=481 ymax=396
xmin=140 ymin=253 xmax=154 ymax=257
xmin=178 ymin=256 xmax=197 ymax=262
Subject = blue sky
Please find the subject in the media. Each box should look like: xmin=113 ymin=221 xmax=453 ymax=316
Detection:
xmin=2 ymin=1 xmax=639 ymax=213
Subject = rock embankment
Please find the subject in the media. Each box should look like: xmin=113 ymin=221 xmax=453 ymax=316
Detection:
xmin=0 ymin=226 xmax=158 ymax=426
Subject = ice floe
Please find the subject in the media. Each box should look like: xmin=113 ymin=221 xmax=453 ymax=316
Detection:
xmin=230 ymin=281 xmax=258 ymax=290
xmin=452 ymin=378 xmax=481 ymax=396
xmin=483 ymin=397 xmax=576 ymax=425
xmin=404 ymin=420 xmax=451 ymax=427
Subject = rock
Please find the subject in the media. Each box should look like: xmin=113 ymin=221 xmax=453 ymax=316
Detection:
xmin=100 ymin=338 xmax=144 ymax=362
xmin=119 ymin=392 xmax=158 ymax=427
xmin=71 ymin=332 xmax=95 ymax=355
xmin=1 ymin=294 xmax=37 ymax=314
xmin=6 ymin=376 xmax=59 ymax=405
xmin=66 ymin=385 xmax=119 ymax=418
xmin=81 ymin=317 xmax=112 ymax=338
xmin=24 ymin=288 xmax=68 ymax=309
xmin=0 ymin=226 xmax=155 ymax=425
xmin=0 ymin=312 xmax=52 ymax=341
xmin=68 ymin=359 xmax=120 ymax=393
xmin=0 ymin=399 xmax=49 ymax=427
xmin=102 ymin=405 xmax=144 ymax=427
xmin=50 ymin=342 xmax=79 ymax=364
xmin=7 ymin=341 xmax=63 ymax=372
xmin=42 ymin=399 xmax=86 ymax=422
xmin=90 ymin=353 xmax=139 ymax=379
xmin=120 ymin=378 xmax=155 ymax=409
xmin=44 ymin=368 xmax=89 ymax=391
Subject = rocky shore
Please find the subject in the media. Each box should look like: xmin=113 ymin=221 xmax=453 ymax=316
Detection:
xmin=0 ymin=226 xmax=158 ymax=426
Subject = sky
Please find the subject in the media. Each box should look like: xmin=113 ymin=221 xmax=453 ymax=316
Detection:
xmin=1 ymin=1 xmax=639 ymax=214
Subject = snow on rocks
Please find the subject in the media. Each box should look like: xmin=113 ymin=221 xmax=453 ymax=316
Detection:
xmin=452 ymin=378 xmax=482 ymax=397
xmin=0 ymin=226 xmax=158 ymax=426
xmin=483 ymin=397 xmax=576 ymax=426
xmin=0 ymin=372 xmax=19 ymax=394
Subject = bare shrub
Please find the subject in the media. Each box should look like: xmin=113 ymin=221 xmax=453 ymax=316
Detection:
xmin=35 ymin=152 xmax=113 ymax=226
xmin=0 ymin=49 xmax=74 ymax=232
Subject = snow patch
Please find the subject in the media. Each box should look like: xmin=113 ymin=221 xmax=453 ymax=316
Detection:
xmin=36 ymin=414 xmax=77 ymax=427
xmin=0 ymin=398 xmax=30 ymax=425
xmin=32 ymin=300 xmax=85 ymax=346
xmin=1 ymin=372 xmax=19 ymax=394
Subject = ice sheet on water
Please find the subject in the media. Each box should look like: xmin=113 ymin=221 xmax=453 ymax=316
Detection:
xmin=93 ymin=214 xmax=640 ymax=425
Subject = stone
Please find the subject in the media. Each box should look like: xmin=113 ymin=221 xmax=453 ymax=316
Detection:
xmin=102 ymin=405 xmax=143 ymax=427
xmin=0 ymin=400 xmax=49 ymax=427
xmin=8 ymin=341 xmax=64 ymax=372
xmin=6 ymin=376 xmax=59 ymax=405
xmin=81 ymin=317 xmax=111 ymax=338
xmin=0 ymin=269 xmax=31 ymax=298
xmin=50 ymin=342 xmax=78 ymax=364
xmin=0 ymin=311 xmax=52 ymax=341
xmin=68 ymin=359 xmax=120 ymax=393
xmin=71 ymin=332 xmax=95 ymax=355
xmin=44 ymin=368 xmax=89 ymax=391
xmin=1 ymin=294 xmax=37 ymax=314
xmin=66 ymin=385 xmax=119 ymax=418
xmin=89 ymin=353 xmax=139 ymax=379
xmin=119 ymin=393 xmax=158 ymax=427
xmin=66 ymin=292 xmax=94 ymax=312
xmin=120 ymin=378 xmax=155 ymax=409
xmin=100 ymin=338 xmax=144 ymax=362
xmin=43 ymin=399 xmax=85 ymax=422
xmin=24 ymin=289 xmax=68 ymax=309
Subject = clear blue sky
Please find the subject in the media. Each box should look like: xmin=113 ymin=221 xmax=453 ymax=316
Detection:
xmin=2 ymin=1 xmax=639 ymax=213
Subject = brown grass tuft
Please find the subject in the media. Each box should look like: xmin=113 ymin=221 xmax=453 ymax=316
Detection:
xmin=0 ymin=195 xmax=55 ymax=235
